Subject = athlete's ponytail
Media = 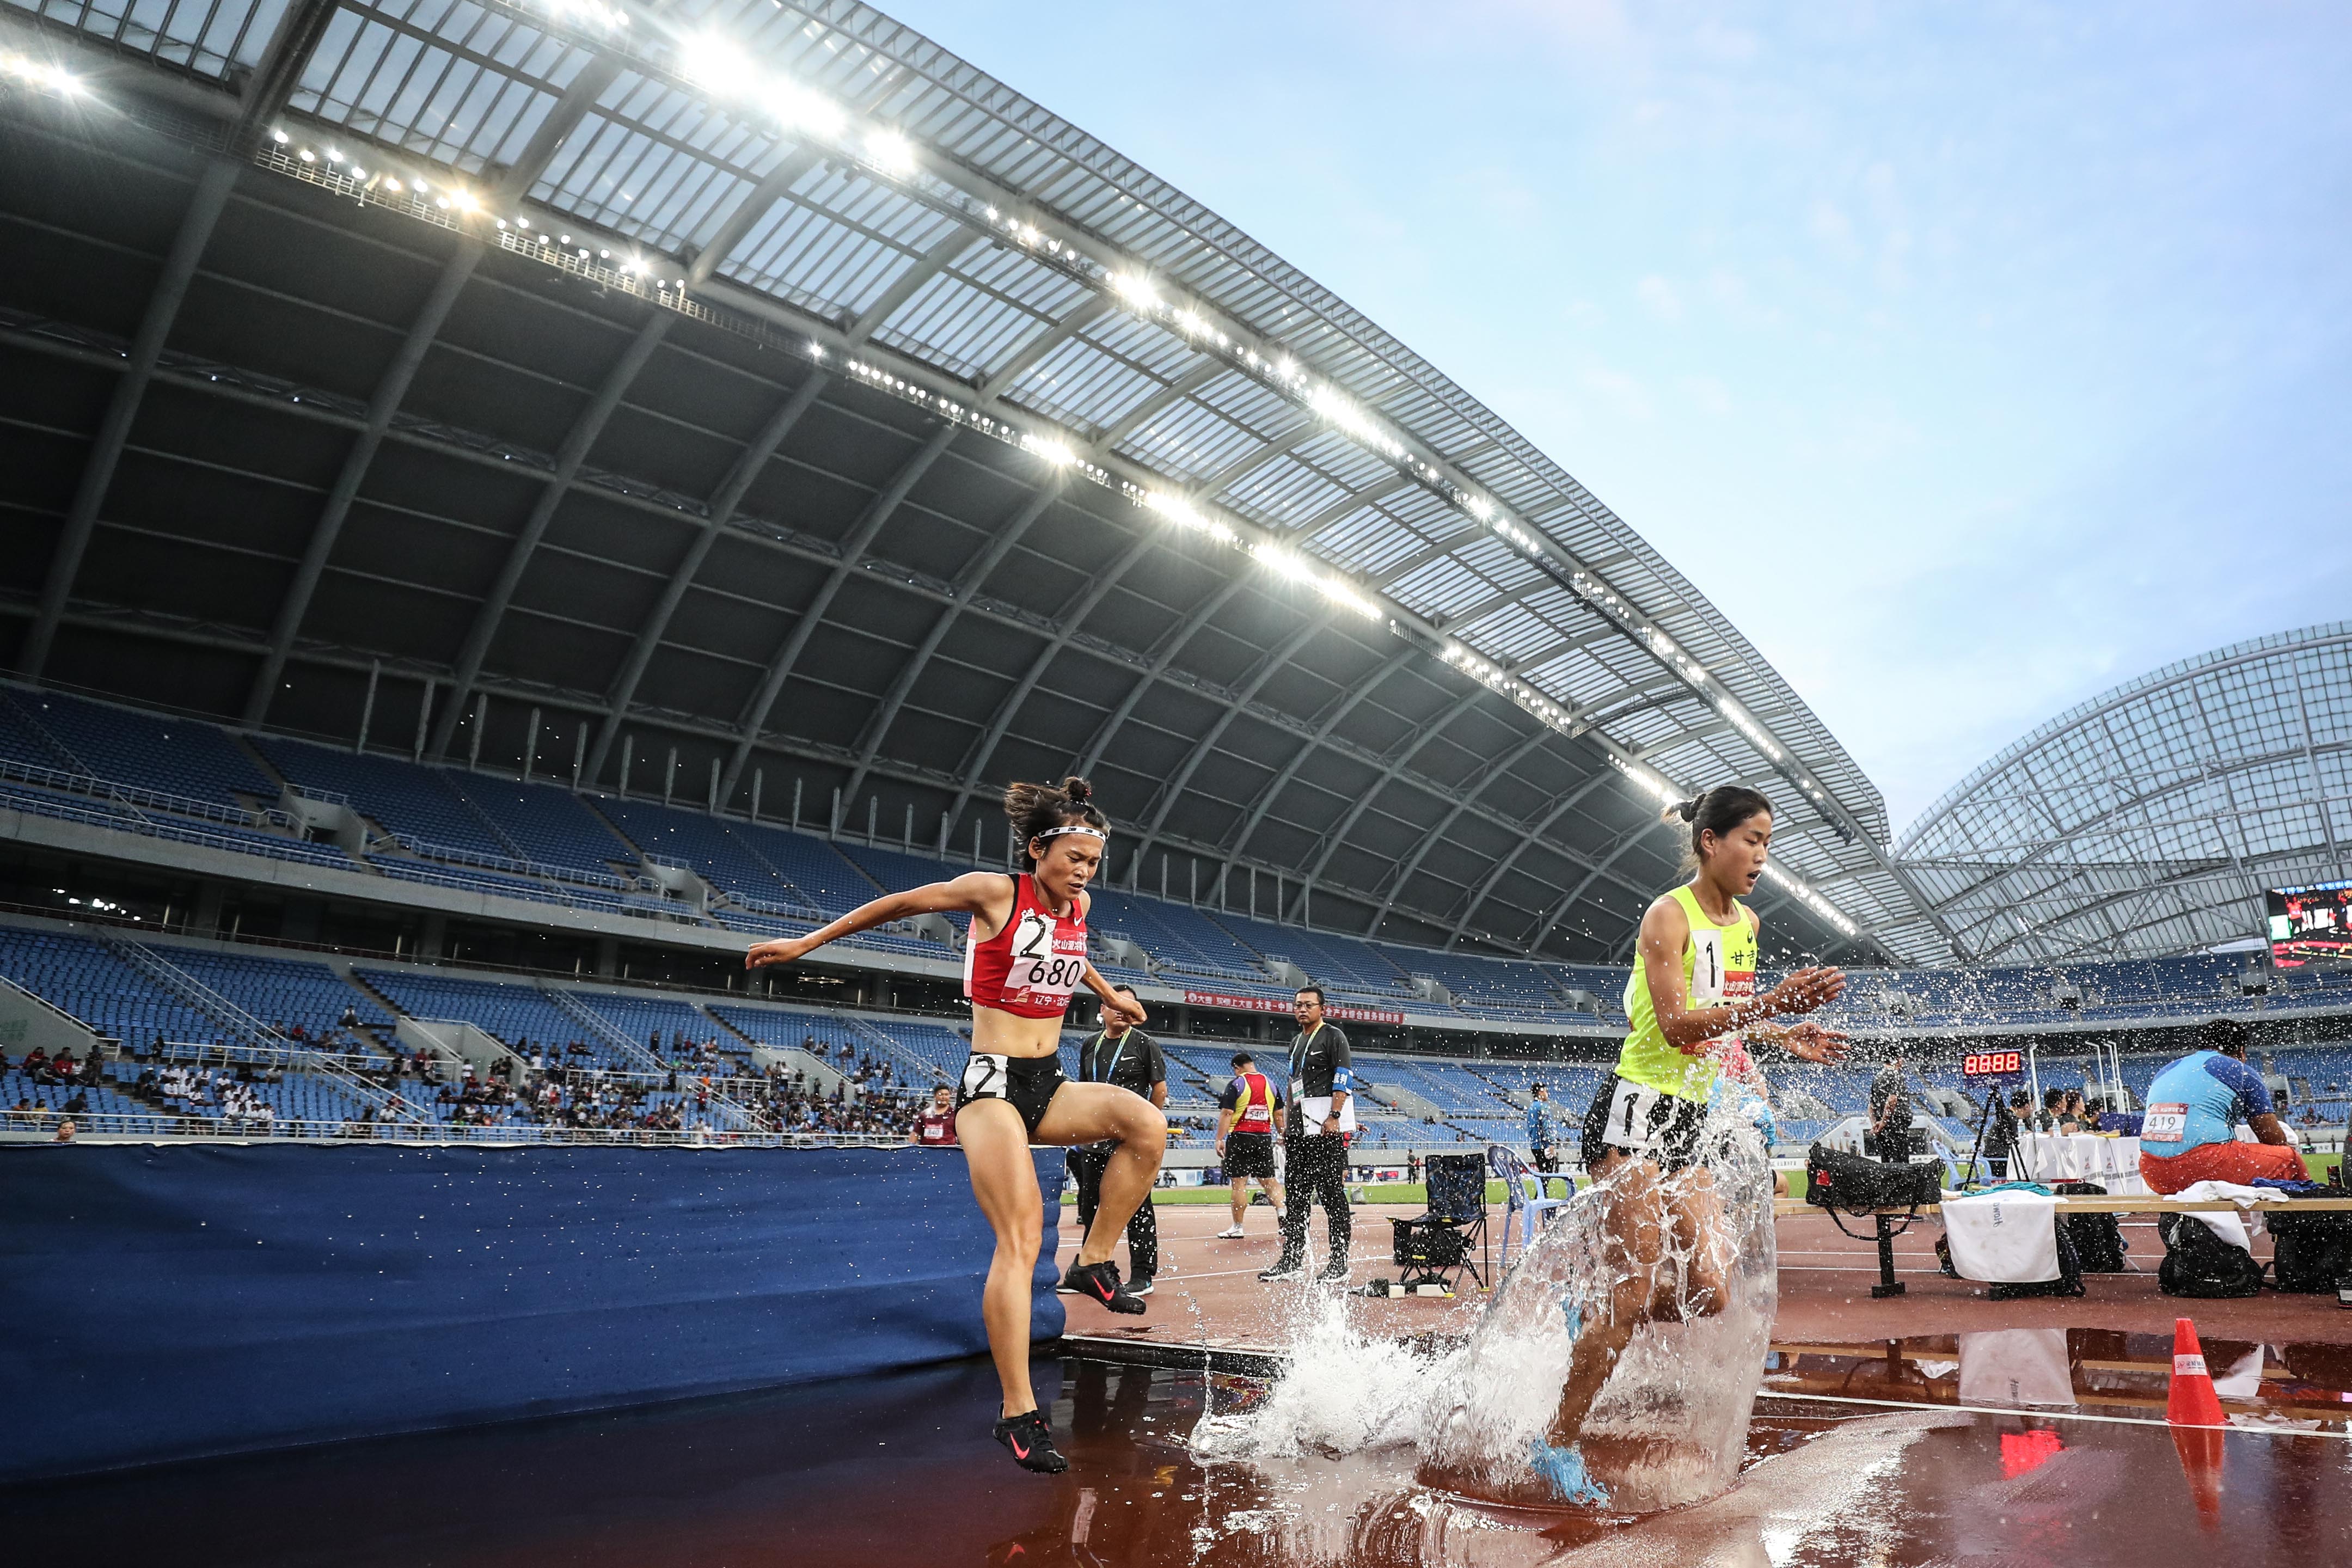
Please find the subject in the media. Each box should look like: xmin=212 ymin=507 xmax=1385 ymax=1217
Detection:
xmin=1005 ymin=776 xmax=1111 ymax=865
xmin=1663 ymin=785 xmax=1774 ymax=871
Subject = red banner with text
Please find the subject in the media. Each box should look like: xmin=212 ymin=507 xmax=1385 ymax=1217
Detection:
xmin=1179 ymin=989 xmax=1405 ymax=1026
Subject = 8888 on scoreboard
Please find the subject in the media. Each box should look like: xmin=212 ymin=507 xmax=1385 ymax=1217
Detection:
xmin=1961 ymin=1049 xmax=2025 ymax=1081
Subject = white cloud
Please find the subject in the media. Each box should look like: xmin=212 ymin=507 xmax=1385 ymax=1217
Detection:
xmin=1636 ymin=273 xmax=1684 ymax=322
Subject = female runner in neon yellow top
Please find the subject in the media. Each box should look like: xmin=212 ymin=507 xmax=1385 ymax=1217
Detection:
xmin=1529 ymin=785 xmax=1848 ymax=1505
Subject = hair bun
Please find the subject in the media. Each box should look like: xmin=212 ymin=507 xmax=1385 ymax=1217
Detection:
xmin=1062 ymin=776 xmax=1092 ymax=805
xmin=1660 ymin=796 xmax=1701 ymax=825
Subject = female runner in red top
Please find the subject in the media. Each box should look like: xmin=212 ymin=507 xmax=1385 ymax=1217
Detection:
xmin=747 ymin=777 xmax=1163 ymax=1475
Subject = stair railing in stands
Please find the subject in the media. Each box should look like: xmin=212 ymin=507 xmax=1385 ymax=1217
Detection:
xmin=97 ymin=933 xmax=425 ymax=1123
xmin=537 ymin=988 xmax=756 ymax=1133
xmin=0 ymin=756 xmax=305 ymax=833
xmin=376 ymin=832 xmax=645 ymax=892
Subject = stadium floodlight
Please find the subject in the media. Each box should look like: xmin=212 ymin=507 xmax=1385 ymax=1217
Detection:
xmin=772 ymin=83 xmax=844 ymax=138
xmin=1020 ymin=433 xmax=1076 ymax=468
xmin=863 ymin=129 xmax=916 ymax=176
xmin=1110 ymin=273 xmax=1158 ymax=309
xmin=541 ymin=0 xmax=629 ymax=31
xmin=2 ymin=54 xmax=85 ymax=98
xmin=679 ymin=33 xmax=756 ymax=99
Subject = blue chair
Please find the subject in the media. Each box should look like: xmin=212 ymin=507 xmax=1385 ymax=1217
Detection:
xmin=1487 ymin=1142 xmax=1572 ymax=1275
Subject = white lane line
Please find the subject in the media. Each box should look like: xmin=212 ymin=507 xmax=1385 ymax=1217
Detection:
xmin=1756 ymin=1389 xmax=2352 ymax=1438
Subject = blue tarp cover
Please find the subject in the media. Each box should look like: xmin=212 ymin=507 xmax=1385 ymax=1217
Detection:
xmin=0 ymin=1142 xmax=1063 ymax=1481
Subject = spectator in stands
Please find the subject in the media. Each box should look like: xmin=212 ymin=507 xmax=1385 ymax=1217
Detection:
xmin=1866 ymin=1056 xmax=1915 ymax=1163
xmin=2139 ymin=1018 xmax=2306 ymax=1193
xmin=1261 ymin=987 xmax=1354 ymax=1283
xmin=53 ymin=1118 xmax=75 ymax=1143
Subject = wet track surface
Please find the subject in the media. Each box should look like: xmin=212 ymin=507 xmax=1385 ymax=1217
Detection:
xmin=10 ymin=1345 xmax=2350 ymax=1567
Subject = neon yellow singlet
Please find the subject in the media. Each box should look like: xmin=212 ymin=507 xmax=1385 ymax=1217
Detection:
xmin=1616 ymin=883 xmax=1758 ymax=1102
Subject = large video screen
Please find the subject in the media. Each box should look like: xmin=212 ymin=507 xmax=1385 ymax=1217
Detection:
xmin=2267 ymin=882 xmax=2352 ymax=969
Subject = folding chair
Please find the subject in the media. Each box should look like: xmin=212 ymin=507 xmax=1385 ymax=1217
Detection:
xmin=1487 ymin=1142 xmax=1572 ymax=1276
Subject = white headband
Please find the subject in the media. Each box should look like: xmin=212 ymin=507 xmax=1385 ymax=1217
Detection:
xmin=1036 ymin=825 xmax=1107 ymax=842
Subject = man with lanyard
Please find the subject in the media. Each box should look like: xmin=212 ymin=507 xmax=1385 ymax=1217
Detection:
xmin=1260 ymin=986 xmax=1355 ymax=1283
xmin=1062 ymin=985 xmax=1167 ymax=1295
xmin=1525 ymin=1082 xmax=1560 ymax=1185
xmin=909 ymin=1083 xmax=958 ymax=1147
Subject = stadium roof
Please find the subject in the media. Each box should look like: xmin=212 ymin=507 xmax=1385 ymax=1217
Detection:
xmin=0 ymin=0 xmax=1953 ymax=965
xmin=1898 ymin=623 xmax=2352 ymax=964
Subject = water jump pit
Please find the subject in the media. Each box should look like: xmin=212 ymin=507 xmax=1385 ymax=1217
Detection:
xmin=13 ymin=1173 xmax=2352 ymax=1566
xmin=10 ymin=1338 xmax=2349 ymax=1567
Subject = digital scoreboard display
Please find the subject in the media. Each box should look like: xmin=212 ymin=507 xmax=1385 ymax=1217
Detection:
xmin=1962 ymin=1049 xmax=2024 ymax=1079
xmin=2267 ymin=883 xmax=2352 ymax=969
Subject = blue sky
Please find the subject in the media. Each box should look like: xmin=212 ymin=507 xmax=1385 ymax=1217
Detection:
xmin=875 ymin=1 xmax=2352 ymax=834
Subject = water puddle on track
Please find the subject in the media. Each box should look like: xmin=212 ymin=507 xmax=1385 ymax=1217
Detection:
xmin=10 ymin=1345 xmax=2352 ymax=1566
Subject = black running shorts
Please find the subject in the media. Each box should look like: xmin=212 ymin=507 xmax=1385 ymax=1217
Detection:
xmin=1581 ymin=1073 xmax=1708 ymax=1173
xmin=956 ymin=1052 xmax=1067 ymax=1135
xmin=1222 ymin=1130 xmax=1276 ymax=1179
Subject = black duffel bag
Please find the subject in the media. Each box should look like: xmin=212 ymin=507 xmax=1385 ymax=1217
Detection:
xmin=2054 ymin=1181 xmax=2130 ymax=1272
xmin=2157 ymin=1212 xmax=2267 ymax=1298
xmin=2268 ymin=1208 xmax=2352 ymax=1293
xmin=1806 ymin=1143 xmax=1939 ymax=1212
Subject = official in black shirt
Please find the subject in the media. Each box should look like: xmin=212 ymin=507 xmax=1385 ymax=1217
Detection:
xmin=1262 ymin=986 xmax=1353 ymax=1283
xmin=1064 ymin=986 xmax=1166 ymax=1293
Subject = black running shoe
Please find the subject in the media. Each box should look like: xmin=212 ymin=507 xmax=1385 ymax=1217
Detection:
xmin=993 ymin=1410 xmax=1068 ymax=1474
xmin=1315 ymin=1257 xmax=1351 ymax=1283
xmin=1258 ymin=1257 xmax=1306 ymax=1282
xmin=1126 ymin=1274 xmax=1154 ymax=1296
xmin=1063 ymin=1258 xmax=1146 ymax=1314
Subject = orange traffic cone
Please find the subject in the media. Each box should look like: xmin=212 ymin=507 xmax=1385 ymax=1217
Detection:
xmin=2166 ymin=1316 xmax=2225 ymax=1427
xmin=2167 ymin=1316 xmax=2226 ymax=1528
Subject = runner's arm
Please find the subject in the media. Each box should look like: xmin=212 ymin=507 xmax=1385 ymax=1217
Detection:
xmin=1638 ymin=897 xmax=1846 ymax=1053
xmin=746 ymin=872 xmax=1008 ymax=968
xmin=1081 ymin=961 xmax=1147 ymax=1026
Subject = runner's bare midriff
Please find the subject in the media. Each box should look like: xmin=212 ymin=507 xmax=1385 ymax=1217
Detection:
xmin=969 ymin=1002 xmax=1067 ymax=1057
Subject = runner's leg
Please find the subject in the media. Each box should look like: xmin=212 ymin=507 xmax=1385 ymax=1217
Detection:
xmin=958 ymin=1097 xmax=1048 ymax=1418
xmin=1546 ymin=1152 xmax=1671 ymax=1446
xmin=1034 ymin=1081 xmax=1167 ymax=1268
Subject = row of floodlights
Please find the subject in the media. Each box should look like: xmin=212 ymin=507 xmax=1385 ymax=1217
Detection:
xmin=268 ymin=130 xmax=694 ymax=291
xmin=3 ymin=51 xmax=87 ymax=98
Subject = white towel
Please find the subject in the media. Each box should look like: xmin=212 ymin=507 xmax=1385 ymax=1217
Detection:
xmin=1958 ymin=1328 xmax=2075 ymax=1407
xmin=2170 ymin=1179 xmax=2269 ymax=1252
xmin=1940 ymin=1191 xmax=2061 ymax=1282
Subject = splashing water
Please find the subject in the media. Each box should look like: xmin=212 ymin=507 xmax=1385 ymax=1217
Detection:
xmin=1192 ymin=1095 xmax=1777 ymax=1515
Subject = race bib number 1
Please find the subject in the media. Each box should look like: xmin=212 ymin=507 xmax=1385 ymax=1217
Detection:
xmin=2143 ymin=1102 xmax=2188 ymax=1144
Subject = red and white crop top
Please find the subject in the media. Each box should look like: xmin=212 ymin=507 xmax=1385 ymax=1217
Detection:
xmin=964 ymin=873 xmax=1090 ymax=1020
